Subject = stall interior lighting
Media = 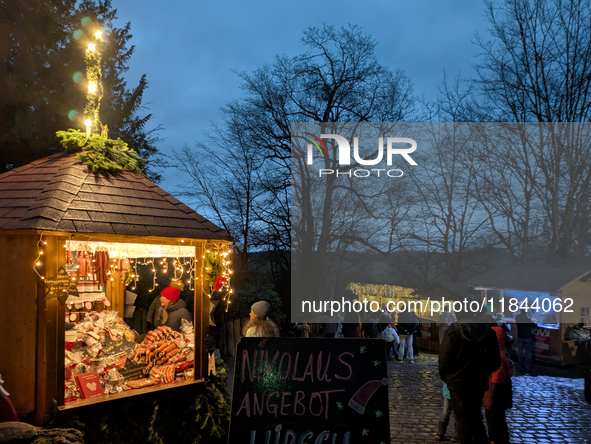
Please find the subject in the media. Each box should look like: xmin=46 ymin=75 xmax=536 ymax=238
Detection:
xmin=65 ymin=240 xmax=195 ymax=259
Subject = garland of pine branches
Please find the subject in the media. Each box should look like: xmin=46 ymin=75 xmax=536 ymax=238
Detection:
xmin=57 ymin=127 xmax=146 ymax=175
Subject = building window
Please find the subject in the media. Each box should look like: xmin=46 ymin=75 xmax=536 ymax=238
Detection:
xmin=581 ymin=307 xmax=590 ymax=327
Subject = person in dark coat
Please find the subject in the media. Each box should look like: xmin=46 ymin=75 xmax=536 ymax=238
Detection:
xmin=484 ymin=326 xmax=512 ymax=444
xmin=439 ymin=320 xmax=501 ymax=444
xmin=397 ymin=310 xmax=419 ymax=363
xmin=342 ymin=311 xmax=361 ymax=338
xmin=515 ymin=311 xmax=536 ymax=368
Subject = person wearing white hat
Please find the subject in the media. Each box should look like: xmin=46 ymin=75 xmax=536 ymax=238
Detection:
xmin=242 ymin=300 xmax=280 ymax=338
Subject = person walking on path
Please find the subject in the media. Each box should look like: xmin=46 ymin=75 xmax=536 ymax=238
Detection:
xmin=397 ymin=310 xmax=419 ymax=363
xmin=437 ymin=308 xmax=455 ymax=343
xmin=320 ymin=313 xmax=339 ymax=338
xmin=342 ymin=311 xmax=361 ymax=338
xmin=435 ymin=382 xmax=458 ymax=441
xmin=381 ymin=323 xmax=400 ymax=361
xmin=439 ymin=319 xmax=501 ymax=444
xmin=436 ymin=308 xmax=457 ymax=441
xmin=484 ymin=326 xmax=512 ymax=444
xmin=242 ymin=301 xmax=280 ymax=337
xmin=515 ymin=311 xmax=536 ymax=368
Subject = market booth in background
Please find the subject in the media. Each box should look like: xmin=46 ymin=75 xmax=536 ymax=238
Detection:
xmin=0 ymin=153 xmax=231 ymax=424
xmin=347 ymin=281 xmax=416 ymax=308
xmin=466 ymin=266 xmax=591 ymax=365
xmin=411 ymin=282 xmax=478 ymax=352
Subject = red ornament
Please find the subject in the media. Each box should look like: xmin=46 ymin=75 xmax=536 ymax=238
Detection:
xmin=213 ymin=276 xmax=226 ymax=292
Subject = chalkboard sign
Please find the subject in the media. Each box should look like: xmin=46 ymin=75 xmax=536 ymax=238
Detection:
xmin=45 ymin=266 xmax=79 ymax=303
xmin=229 ymin=338 xmax=390 ymax=444
xmin=119 ymin=358 xmax=145 ymax=381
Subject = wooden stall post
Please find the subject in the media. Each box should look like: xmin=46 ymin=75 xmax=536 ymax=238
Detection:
xmin=36 ymin=235 xmax=66 ymax=424
xmin=194 ymin=241 xmax=207 ymax=380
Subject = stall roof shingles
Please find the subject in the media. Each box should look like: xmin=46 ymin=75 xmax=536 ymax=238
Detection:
xmin=465 ymin=266 xmax=591 ymax=293
xmin=0 ymin=153 xmax=230 ymax=241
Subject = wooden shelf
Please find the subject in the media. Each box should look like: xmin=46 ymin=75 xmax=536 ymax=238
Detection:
xmin=58 ymin=378 xmax=204 ymax=411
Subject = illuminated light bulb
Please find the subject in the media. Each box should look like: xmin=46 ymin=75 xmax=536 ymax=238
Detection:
xmin=110 ymin=278 xmax=114 ymax=281
xmin=36 ymin=262 xmax=41 ymax=266
xmin=39 ymin=251 xmax=44 ymax=255
xmin=88 ymin=43 xmax=96 ymax=51
xmin=41 ymin=276 xmax=45 ymax=280
xmin=43 ymin=241 xmax=47 ymax=245
xmin=72 ymin=277 xmax=76 ymax=281
xmin=95 ymin=30 xmax=102 ymax=39
xmin=152 ymin=269 xmax=155 ymax=272
xmin=85 ymin=119 xmax=92 ymax=127
xmin=88 ymin=83 xmax=97 ymax=93
xmin=76 ymin=265 xmax=79 ymax=269
xmin=132 ymin=287 xmax=135 ymax=290
xmin=181 ymin=240 xmax=184 ymax=243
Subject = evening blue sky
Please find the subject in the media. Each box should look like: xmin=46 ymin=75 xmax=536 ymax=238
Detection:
xmin=113 ymin=0 xmax=490 ymax=192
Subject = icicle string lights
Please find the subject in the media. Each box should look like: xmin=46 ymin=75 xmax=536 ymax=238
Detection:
xmin=35 ymin=239 xmax=233 ymax=304
xmin=33 ymin=233 xmax=47 ymax=280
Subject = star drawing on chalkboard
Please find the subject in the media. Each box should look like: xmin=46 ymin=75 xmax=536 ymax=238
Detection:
xmin=375 ymin=410 xmax=383 ymax=418
xmin=373 ymin=360 xmax=381 ymax=367
xmin=336 ymin=401 xmax=343 ymax=410
xmin=359 ymin=345 xmax=367 ymax=354
xmin=361 ymin=428 xmax=369 ymax=436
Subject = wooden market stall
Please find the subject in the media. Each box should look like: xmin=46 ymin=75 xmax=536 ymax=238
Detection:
xmin=466 ymin=266 xmax=591 ymax=365
xmin=0 ymin=152 xmax=231 ymax=424
xmin=347 ymin=281 xmax=416 ymax=307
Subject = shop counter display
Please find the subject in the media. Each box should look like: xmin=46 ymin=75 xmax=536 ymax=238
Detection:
xmin=64 ymin=311 xmax=195 ymax=405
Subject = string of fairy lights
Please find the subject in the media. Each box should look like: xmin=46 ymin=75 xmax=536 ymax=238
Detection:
xmin=84 ymin=27 xmax=103 ymax=136
xmin=33 ymin=238 xmax=235 ymax=306
xmin=347 ymin=282 xmax=415 ymax=299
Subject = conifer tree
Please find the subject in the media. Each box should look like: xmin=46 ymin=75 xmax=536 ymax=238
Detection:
xmin=0 ymin=0 xmax=161 ymax=180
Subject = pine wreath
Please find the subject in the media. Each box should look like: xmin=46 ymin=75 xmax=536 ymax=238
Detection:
xmin=204 ymin=250 xmax=224 ymax=286
xmin=57 ymin=127 xmax=146 ymax=175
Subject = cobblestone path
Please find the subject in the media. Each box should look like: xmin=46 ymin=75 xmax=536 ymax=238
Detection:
xmin=388 ymin=353 xmax=591 ymax=443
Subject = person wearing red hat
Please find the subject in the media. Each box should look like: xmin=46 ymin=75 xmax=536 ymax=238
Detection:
xmin=153 ymin=285 xmax=191 ymax=332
